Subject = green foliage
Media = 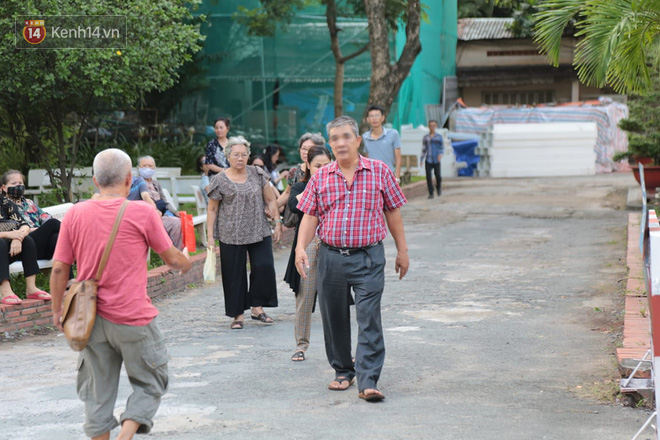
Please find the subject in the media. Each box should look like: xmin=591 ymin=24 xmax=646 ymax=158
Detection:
xmin=534 ymin=0 xmax=660 ymax=94
xmin=0 ymin=0 xmax=205 ymax=201
xmin=508 ymin=1 xmax=541 ymax=38
xmin=458 ymin=0 xmax=541 ymax=37
xmin=236 ymin=0 xmax=415 ymax=38
xmin=236 ymin=0 xmax=307 ymax=36
xmin=10 ymin=272 xmax=52 ymax=300
xmin=613 ymin=49 xmax=660 ymax=164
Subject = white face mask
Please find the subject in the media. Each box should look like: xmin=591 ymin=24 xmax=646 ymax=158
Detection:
xmin=138 ymin=167 xmax=156 ymax=179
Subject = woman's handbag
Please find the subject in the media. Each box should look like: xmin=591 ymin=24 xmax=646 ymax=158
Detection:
xmin=0 ymin=219 xmax=20 ymax=232
xmin=203 ymin=247 xmax=216 ymax=283
xmin=282 ymin=205 xmax=299 ymax=228
xmin=61 ymin=200 xmax=129 ymax=352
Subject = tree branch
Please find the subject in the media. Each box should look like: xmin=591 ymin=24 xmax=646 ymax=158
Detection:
xmin=392 ymin=0 xmax=422 ymax=84
xmin=339 ymin=43 xmax=370 ymax=64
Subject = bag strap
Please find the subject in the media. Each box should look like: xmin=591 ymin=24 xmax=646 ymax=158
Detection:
xmin=94 ymin=199 xmax=129 ymax=282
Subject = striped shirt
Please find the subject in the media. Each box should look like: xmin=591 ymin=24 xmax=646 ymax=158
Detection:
xmin=297 ymin=156 xmax=407 ymax=248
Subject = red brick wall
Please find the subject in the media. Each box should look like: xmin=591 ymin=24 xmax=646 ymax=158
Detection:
xmin=0 ymin=250 xmax=222 ymax=336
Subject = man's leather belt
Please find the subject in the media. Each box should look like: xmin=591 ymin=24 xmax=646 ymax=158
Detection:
xmin=320 ymin=241 xmax=382 ymax=256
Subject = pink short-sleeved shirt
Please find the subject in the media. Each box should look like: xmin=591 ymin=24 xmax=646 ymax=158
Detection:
xmin=53 ymin=198 xmax=173 ymax=326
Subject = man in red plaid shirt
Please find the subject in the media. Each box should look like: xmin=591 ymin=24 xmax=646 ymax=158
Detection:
xmin=295 ymin=115 xmax=409 ymax=402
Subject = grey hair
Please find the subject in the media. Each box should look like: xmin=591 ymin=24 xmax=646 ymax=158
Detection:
xmin=298 ymin=132 xmax=326 ymax=149
xmin=137 ymin=155 xmax=156 ymax=166
xmin=93 ymin=148 xmax=132 ymax=187
xmin=225 ymin=136 xmax=251 ymax=157
xmin=326 ymin=115 xmax=359 ymax=138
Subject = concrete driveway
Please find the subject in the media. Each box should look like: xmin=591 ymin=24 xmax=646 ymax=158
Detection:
xmin=0 ymin=173 xmax=653 ymax=440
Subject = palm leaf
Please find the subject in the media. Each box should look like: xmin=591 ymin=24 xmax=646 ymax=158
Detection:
xmin=575 ymin=0 xmax=660 ymax=93
xmin=533 ymin=0 xmax=584 ymax=66
xmin=572 ymin=0 xmax=633 ymax=88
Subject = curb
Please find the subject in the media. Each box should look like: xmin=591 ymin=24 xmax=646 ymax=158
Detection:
xmin=616 ymin=212 xmax=651 ymax=378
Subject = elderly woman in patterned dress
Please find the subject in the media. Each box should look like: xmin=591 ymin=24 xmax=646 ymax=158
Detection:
xmin=0 ymin=186 xmax=48 ymax=305
xmin=206 ymin=136 xmax=281 ymax=329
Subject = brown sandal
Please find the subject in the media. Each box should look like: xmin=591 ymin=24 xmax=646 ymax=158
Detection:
xmin=358 ymin=389 xmax=385 ymax=401
xmin=251 ymin=312 xmax=274 ymax=324
xmin=230 ymin=320 xmax=244 ymax=330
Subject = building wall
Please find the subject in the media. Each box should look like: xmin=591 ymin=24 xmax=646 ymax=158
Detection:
xmin=456 ymin=38 xmax=575 ymax=68
xmin=456 ymin=36 xmax=608 ymax=107
xmin=461 ymin=82 xmax=604 ymax=107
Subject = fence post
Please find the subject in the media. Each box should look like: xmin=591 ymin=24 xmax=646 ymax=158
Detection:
xmin=646 ymin=210 xmax=660 ymax=439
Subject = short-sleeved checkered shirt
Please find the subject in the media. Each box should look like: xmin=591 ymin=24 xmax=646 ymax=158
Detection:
xmin=297 ymin=155 xmax=407 ymax=248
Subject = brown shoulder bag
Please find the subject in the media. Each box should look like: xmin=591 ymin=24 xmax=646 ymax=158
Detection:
xmin=61 ymin=200 xmax=129 ymax=351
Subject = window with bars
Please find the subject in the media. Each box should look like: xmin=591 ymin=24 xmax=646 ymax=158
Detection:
xmin=483 ymin=90 xmax=555 ymax=105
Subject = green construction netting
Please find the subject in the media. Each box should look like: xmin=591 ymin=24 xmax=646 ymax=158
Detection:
xmin=172 ymin=0 xmax=456 ymax=161
xmin=394 ymin=0 xmax=457 ymax=128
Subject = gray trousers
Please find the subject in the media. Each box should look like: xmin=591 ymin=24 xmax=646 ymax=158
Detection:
xmin=77 ymin=316 xmax=169 ymax=437
xmin=317 ymin=242 xmax=386 ymax=392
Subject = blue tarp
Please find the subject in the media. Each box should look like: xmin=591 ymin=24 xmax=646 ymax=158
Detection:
xmin=452 ymin=140 xmax=479 ymax=176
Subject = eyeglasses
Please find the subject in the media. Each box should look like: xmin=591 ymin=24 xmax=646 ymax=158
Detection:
xmin=230 ymin=153 xmax=249 ymax=159
xmin=300 ymin=147 xmax=310 ymax=152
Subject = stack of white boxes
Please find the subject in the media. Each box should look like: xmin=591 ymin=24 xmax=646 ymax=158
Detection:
xmin=478 ymin=123 xmax=598 ymax=178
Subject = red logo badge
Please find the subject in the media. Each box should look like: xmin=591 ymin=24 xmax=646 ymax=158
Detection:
xmin=23 ymin=20 xmax=46 ymax=45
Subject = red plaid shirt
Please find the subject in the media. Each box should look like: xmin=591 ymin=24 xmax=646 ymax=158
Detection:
xmin=297 ymin=156 xmax=407 ymax=248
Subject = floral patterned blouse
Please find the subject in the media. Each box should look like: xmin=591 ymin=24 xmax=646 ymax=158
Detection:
xmin=9 ymin=197 xmax=50 ymax=228
xmin=0 ymin=196 xmax=29 ymax=230
xmin=287 ymin=164 xmax=306 ymax=187
xmin=205 ymin=138 xmax=229 ymax=176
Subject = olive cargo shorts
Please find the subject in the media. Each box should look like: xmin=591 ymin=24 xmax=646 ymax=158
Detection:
xmin=76 ymin=316 xmax=169 ymax=437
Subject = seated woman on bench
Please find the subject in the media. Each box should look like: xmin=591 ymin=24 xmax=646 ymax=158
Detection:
xmin=129 ymin=156 xmax=183 ymax=250
xmin=0 ymin=176 xmax=49 ymax=305
xmin=3 ymin=171 xmax=76 ymax=285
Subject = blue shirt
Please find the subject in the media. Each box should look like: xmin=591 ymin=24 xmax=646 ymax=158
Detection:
xmin=421 ymin=132 xmax=444 ymax=164
xmin=362 ymin=127 xmax=401 ymax=173
xmin=128 ymin=176 xmax=148 ymax=201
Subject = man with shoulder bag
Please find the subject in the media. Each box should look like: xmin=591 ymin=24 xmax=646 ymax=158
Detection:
xmin=50 ymin=148 xmax=192 ymax=440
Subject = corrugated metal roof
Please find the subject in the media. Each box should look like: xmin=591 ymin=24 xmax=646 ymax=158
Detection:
xmin=457 ymin=18 xmax=515 ymax=41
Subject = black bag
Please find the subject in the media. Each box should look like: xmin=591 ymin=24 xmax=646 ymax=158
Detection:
xmin=282 ymin=205 xmax=299 ymax=228
xmin=155 ymin=199 xmax=168 ymax=214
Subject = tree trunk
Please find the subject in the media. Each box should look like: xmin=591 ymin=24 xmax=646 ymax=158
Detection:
xmin=362 ymin=0 xmax=422 ymax=130
xmin=334 ymin=61 xmax=345 ymax=116
xmin=327 ymin=0 xmax=369 ymax=118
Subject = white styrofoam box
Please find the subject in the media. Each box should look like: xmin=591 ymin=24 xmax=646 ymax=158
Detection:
xmin=486 ymin=123 xmax=597 ymax=178
xmin=400 ymin=125 xmax=457 ymax=178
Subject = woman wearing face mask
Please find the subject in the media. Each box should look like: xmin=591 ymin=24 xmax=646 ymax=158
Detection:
xmin=2 ymin=170 xmax=64 ymax=267
xmin=205 ymin=117 xmax=231 ymax=177
xmin=283 ymin=145 xmax=332 ymax=362
xmin=0 ymin=171 xmax=49 ymax=305
xmin=135 ymin=156 xmax=183 ymax=249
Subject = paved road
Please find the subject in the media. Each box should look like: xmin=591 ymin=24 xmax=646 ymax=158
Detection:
xmin=0 ymin=173 xmax=653 ymax=440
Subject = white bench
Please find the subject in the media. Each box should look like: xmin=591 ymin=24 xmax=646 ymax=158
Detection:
xmin=26 ymin=169 xmax=95 ymax=204
xmin=8 ymin=203 xmax=74 ymax=275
